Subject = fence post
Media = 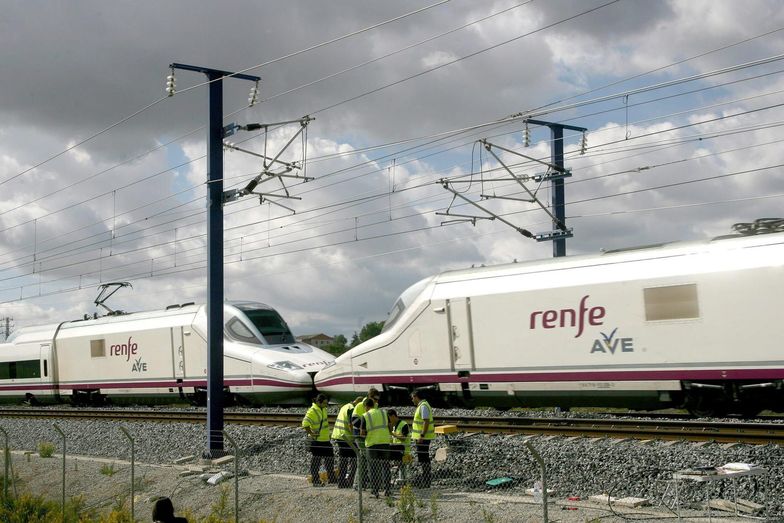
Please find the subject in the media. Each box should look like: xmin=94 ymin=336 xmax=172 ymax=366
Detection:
xmin=52 ymin=423 xmax=66 ymax=521
xmin=222 ymin=430 xmax=240 ymax=523
xmin=119 ymin=426 xmax=135 ymax=523
xmin=523 ymin=438 xmax=548 ymax=523
xmin=0 ymin=427 xmax=8 ymax=500
xmin=355 ymin=441 xmax=364 ymax=523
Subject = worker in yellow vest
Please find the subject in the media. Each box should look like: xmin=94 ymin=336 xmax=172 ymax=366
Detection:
xmin=388 ymin=409 xmax=411 ymax=483
xmin=351 ymin=387 xmax=380 ymax=489
xmin=302 ymin=393 xmax=336 ymax=486
xmin=360 ymin=397 xmax=391 ymax=498
xmin=350 ymin=387 xmax=380 ymax=435
xmin=331 ymin=396 xmax=363 ymax=488
xmin=411 ymin=389 xmax=434 ymax=488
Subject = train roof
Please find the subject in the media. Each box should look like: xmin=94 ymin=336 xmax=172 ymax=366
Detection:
xmin=5 ymin=322 xmax=61 ymax=344
xmin=433 ymin=231 xmax=784 ymax=285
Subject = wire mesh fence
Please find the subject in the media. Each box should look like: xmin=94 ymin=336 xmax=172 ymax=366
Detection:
xmin=0 ymin=419 xmax=557 ymax=522
xmin=5 ymin=415 xmax=774 ymax=522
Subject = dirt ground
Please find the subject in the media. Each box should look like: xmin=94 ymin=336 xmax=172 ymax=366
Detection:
xmin=3 ymin=450 xmax=762 ymax=522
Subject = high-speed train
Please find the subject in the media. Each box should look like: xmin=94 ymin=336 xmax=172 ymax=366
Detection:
xmin=315 ymin=230 xmax=784 ymax=416
xmin=0 ymin=301 xmax=335 ymax=406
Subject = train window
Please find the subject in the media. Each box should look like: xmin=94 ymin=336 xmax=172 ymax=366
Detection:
xmin=90 ymin=339 xmax=106 ymax=358
xmin=16 ymin=360 xmax=40 ymax=379
xmin=44 ymin=360 xmax=48 ymax=377
xmin=644 ymin=283 xmax=699 ymax=321
xmin=226 ymin=317 xmax=261 ymax=345
xmin=0 ymin=360 xmax=40 ymax=380
xmin=382 ymin=276 xmax=432 ymax=333
xmin=241 ymin=309 xmax=295 ymax=344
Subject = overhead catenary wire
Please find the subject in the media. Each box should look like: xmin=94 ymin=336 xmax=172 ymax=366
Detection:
xmin=309 ymin=0 xmax=622 ymax=116
xmin=6 ymin=147 xmax=780 ymax=300
xmin=5 ymin=38 xmax=782 ymax=248
xmin=4 ymin=144 xmax=783 ymax=293
xmin=260 ymin=0 xmax=535 ymax=105
xmin=6 ymin=25 xmax=784 ymax=294
xmin=4 ymin=90 xmax=784 ymax=280
xmin=0 ymin=0 xmax=454 ymax=189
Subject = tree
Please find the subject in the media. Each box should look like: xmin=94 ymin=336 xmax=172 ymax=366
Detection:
xmin=322 ymin=334 xmax=348 ymax=356
xmin=350 ymin=321 xmax=385 ymax=348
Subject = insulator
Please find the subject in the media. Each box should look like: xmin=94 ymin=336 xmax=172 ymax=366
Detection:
xmin=165 ymin=72 xmax=176 ymax=97
xmin=580 ymin=132 xmax=588 ymax=155
xmin=523 ymin=123 xmax=530 ymax=147
xmin=248 ymin=81 xmax=260 ymax=107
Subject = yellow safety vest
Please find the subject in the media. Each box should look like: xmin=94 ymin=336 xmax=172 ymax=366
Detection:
xmin=331 ymin=402 xmax=354 ymax=440
xmin=412 ymin=400 xmax=434 ymax=440
xmin=351 ymin=396 xmax=375 ymax=419
xmin=391 ymin=419 xmax=411 ymax=455
xmin=302 ymin=403 xmax=330 ymax=442
xmin=363 ymin=408 xmax=391 ymax=447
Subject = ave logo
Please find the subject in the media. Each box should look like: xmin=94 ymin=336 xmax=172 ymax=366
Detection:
xmin=131 ymin=357 xmax=148 ymax=372
xmin=590 ymin=328 xmax=634 ymax=354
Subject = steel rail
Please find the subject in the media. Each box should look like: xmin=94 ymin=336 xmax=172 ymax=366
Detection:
xmin=1 ymin=407 xmax=782 ymax=445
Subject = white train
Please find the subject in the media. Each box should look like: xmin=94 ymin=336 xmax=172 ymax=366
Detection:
xmin=315 ymin=231 xmax=784 ymax=416
xmin=0 ymin=301 xmax=335 ymax=406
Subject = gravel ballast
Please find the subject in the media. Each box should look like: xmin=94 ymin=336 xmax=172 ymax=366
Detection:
xmin=1 ymin=408 xmax=781 ymax=521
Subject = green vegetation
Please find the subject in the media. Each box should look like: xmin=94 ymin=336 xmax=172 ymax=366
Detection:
xmin=480 ymin=505 xmax=496 ymax=522
xmin=100 ymin=463 xmax=117 ymax=476
xmin=321 ymin=320 xmax=385 ymax=356
xmin=429 ymin=492 xmax=439 ymax=520
xmin=322 ymin=334 xmax=349 ymax=356
xmin=0 ymin=491 xmax=273 ymax=523
xmin=396 ymin=484 xmax=428 ymax=522
xmin=37 ymin=442 xmax=55 ymax=458
xmin=351 ymin=321 xmax=384 ymax=348
xmin=204 ymin=484 xmax=233 ymax=523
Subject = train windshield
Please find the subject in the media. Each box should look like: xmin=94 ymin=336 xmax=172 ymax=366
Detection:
xmin=382 ymin=276 xmax=432 ymax=333
xmin=228 ymin=307 xmax=296 ymax=345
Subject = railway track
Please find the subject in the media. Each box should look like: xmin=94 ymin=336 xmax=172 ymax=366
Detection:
xmin=2 ymin=407 xmax=782 ymax=445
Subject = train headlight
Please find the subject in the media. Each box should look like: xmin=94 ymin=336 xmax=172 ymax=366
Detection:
xmin=267 ymin=360 xmax=303 ymax=371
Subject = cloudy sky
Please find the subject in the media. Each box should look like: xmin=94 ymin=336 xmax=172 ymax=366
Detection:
xmin=1 ymin=0 xmax=783 ymax=338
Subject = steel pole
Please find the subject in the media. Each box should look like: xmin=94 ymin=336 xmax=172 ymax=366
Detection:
xmin=523 ymin=439 xmax=548 ymax=523
xmin=0 ymin=427 xmax=8 ymax=500
xmin=119 ymin=426 xmax=134 ymax=522
xmin=169 ymin=63 xmax=259 ymax=457
xmin=207 ymin=72 xmax=225 ymax=454
xmin=550 ymin=125 xmax=566 ymax=257
xmin=53 ymin=423 xmax=66 ymax=522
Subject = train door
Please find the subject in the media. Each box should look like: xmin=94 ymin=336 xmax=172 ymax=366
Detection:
xmin=39 ymin=343 xmax=55 ymax=401
xmin=182 ymin=325 xmax=206 ymax=379
xmin=446 ymin=297 xmax=475 ymax=371
xmin=171 ymin=327 xmax=186 ymax=379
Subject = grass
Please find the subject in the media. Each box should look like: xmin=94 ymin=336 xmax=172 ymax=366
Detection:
xmin=37 ymin=442 xmax=55 ymax=458
xmin=0 ymin=491 xmax=272 ymax=523
xmin=100 ymin=463 xmax=117 ymax=476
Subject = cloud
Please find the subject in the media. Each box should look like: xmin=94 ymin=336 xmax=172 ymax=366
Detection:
xmin=1 ymin=1 xmax=784 ymax=337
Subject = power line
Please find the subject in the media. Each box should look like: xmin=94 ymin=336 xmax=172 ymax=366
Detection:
xmin=0 ymin=0 xmax=452 ymax=190
xmin=5 ymin=96 xmax=784 ymax=280
xmin=310 ymin=0 xmax=622 ymax=116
